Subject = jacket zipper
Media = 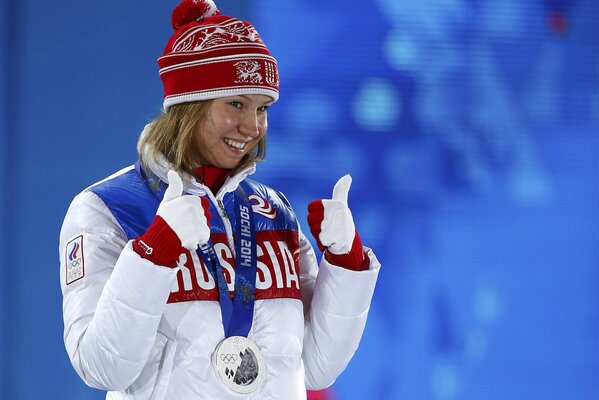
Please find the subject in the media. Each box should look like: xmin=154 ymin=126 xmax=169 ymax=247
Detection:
xmin=187 ymin=182 xmax=237 ymax=257
xmin=214 ymin=197 xmax=236 ymax=257
xmin=217 ymin=199 xmax=229 ymax=220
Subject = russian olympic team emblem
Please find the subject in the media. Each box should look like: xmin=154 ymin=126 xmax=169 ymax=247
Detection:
xmin=69 ymin=241 xmax=80 ymax=262
xmin=65 ymin=235 xmax=85 ymax=285
xmin=248 ymin=195 xmax=277 ymax=219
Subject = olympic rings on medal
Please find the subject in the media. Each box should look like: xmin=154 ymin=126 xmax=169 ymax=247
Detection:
xmin=220 ymin=353 xmax=238 ymax=364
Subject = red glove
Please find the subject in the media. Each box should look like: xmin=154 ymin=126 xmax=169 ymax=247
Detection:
xmin=307 ymin=175 xmax=369 ymax=271
xmin=133 ymin=170 xmax=211 ymax=267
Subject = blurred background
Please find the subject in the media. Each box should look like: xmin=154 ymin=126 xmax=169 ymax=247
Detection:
xmin=1 ymin=0 xmax=598 ymax=398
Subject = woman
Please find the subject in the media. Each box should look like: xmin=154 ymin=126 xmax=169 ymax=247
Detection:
xmin=59 ymin=1 xmax=380 ymax=399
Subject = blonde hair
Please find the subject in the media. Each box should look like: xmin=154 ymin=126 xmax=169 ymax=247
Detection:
xmin=138 ymin=101 xmax=266 ymax=174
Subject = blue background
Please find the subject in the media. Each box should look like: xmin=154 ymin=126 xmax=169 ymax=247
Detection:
xmin=1 ymin=0 xmax=598 ymax=398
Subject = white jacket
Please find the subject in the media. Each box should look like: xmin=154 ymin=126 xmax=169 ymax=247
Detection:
xmin=59 ymin=156 xmax=381 ymax=400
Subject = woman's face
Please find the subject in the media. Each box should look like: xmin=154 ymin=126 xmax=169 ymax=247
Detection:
xmin=193 ymin=94 xmax=272 ymax=169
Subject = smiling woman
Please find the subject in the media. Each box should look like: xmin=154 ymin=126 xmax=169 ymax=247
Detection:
xmin=58 ymin=0 xmax=381 ymax=399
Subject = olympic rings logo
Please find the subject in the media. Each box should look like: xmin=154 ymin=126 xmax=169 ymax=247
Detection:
xmin=220 ymin=353 xmax=238 ymax=364
xmin=68 ymin=259 xmax=82 ymax=268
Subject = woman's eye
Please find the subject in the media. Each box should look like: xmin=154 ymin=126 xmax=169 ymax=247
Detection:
xmin=258 ymin=105 xmax=270 ymax=112
xmin=229 ymin=101 xmax=242 ymax=109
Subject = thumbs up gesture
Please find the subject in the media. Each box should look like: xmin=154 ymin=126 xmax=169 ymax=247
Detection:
xmin=307 ymin=175 xmax=369 ymax=271
xmin=133 ymin=170 xmax=211 ymax=267
xmin=157 ymin=170 xmax=212 ymax=249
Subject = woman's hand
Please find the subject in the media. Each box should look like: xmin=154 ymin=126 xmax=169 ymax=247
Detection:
xmin=133 ymin=170 xmax=211 ymax=267
xmin=307 ymin=175 xmax=369 ymax=271
xmin=158 ymin=170 xmax=211 ymax=249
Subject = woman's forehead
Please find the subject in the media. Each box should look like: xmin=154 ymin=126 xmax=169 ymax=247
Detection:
xmin=216 ymin=94 xmax=274 ymax=104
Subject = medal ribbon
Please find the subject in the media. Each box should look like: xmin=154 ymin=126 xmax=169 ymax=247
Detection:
xmin=198 ymin=182 xmax=257 ymax=338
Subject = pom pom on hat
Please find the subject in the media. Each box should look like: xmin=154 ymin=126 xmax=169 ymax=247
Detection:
xmin=172 ymin=0 xmax=220 ymax=30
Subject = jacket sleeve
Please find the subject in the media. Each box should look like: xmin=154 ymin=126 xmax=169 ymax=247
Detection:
xmin=59 ymin=190 xmax=179 ymax=391
xmin=298 ymin=228 xmax=381 ymax=390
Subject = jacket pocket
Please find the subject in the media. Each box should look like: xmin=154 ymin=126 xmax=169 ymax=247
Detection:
xmin=150 ymin=336 xmax=177 ymax=400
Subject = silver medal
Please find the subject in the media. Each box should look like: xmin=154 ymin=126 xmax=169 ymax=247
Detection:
xmin=213 ymin=336 xmax=265 ymax=394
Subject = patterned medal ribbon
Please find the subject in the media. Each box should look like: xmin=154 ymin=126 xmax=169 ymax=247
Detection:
xmin=197 ymin=181 xmax=257 ymax=337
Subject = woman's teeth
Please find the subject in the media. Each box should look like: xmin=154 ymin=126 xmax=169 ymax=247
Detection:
xmin=224 ymin=138 xmax=246 ymax=150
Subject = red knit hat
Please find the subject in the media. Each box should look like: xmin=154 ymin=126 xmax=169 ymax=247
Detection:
xmin=158 ymin=0 xmax=280 ymax=111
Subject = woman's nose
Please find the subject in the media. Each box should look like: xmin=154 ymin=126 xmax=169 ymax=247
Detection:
xmin=239 ymin=110 xmax=261 ymax=138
